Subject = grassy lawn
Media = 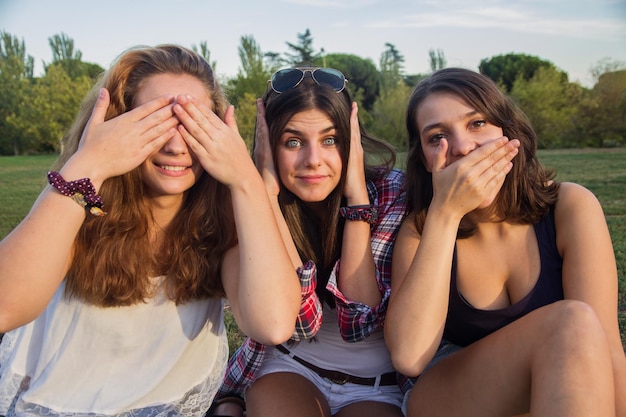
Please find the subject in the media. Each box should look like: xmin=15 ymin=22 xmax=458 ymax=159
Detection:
xmin=0 ymin=149 xmax=625 ymax=352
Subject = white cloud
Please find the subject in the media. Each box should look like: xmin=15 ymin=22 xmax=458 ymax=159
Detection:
xmin=366 ymin=6 xmax=626 ymax=39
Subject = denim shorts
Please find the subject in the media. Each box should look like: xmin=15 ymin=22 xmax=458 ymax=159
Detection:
xmin=257 ymin=346 xmax=404 ymax=415
xmin=401 ymin=340 xmax=462 ymax=417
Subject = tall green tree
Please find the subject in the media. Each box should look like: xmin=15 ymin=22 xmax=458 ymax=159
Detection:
xmin=369 ymin=81 xmax=411 ymax=150
xmin=8 ymin=65 xmax=92 ymax=153
xmin=428 ymin=48 xmax=447 ymax=72
xmin=575 ymin=70 xmax=626 ymax=147
xmin=45 ymin=33 xmax=91 ymax=80
xmin=370 ymin=44 xmax=410 ymax=150
xmin=226 ymin=35 xmax=274 ymax=106
xmin=510 ymin=66 xmax=582 ymax=148
xmin=379 ymin=43 xmax=404 ymax=93
xmin=283 ymin=29 xmax=322 ymax=67
xmin=48 ymin=32 xmax=81 ymax=62
xmin=324 ymin=53 xmax=379 ymax=111
xmin=0 ymin=31 xmax=34 ymax=155
xmin=479 ymin=53 xmax=566 ymax=92
xmin=225 ymin=35 xmax=277 ymax=147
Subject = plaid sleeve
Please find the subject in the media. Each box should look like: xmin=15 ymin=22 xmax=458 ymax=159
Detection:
xmin=327 ymin=168 xmax=406 ymax=342
xmin=292 ymin=260 xmax=323 ymax=340
xmin=214 ymin=337 xmax=267 ymax=400
xmin=214 ymin=261 xmax=323 ymax=401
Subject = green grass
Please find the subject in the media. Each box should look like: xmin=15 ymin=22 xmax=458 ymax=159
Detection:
xmin=1 ymin=149 xmax=625 ymax=351
xmin=0 ymin=155 xmax=56 ymax=238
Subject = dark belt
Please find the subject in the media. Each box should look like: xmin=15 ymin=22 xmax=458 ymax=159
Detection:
xmin=275 ymin=344 xmax=397 ymax=386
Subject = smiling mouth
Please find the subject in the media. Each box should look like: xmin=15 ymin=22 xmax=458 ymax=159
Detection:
xmin=159 ymin=165 xmax=188 ymax=172
xmin=299 ymin=174 xmax=326 ymax=180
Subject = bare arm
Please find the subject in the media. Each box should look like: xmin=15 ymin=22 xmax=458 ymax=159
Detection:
xmin=337 ymin=102 xmax=379 ymax=306
xmin=0 ymin=89 xmax=179 ymax=331
xmin=175 ymin=97 xmax=301 ymax=345
xmin=253 ymin=99 xmax=302 ymax=269
xmin=385 ymin=137 xmax=519 ymax=376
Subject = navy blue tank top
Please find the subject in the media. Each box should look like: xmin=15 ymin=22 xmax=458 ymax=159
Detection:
xmin=443 ymin=208 xmax=564 ymax=347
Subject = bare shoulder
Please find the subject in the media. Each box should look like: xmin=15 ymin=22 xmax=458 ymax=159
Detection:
xmin=554 ymin=182 xmax=607 ymax=244
xmin=555 ymin=182 xmax=602 ymax=213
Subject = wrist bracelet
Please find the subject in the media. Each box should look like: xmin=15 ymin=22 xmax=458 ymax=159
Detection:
xmin=339 ymin=204 xmax=378 ymax=224
xmin=47 ymin=171 xmax=107 ymax=216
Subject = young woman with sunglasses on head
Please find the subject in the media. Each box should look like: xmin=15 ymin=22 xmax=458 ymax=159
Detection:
xmin=385 ymin=67 xmax=626 ymax=416
xmin=209 ymin=67 xmax=407 ymax=417
xmin=0 ymin=45 xmax=301 ymax=416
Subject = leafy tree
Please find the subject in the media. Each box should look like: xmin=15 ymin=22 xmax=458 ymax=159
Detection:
xmin=575 ymin=70 xmax=626 ymax=147
xmin=44 ymin=33 xmax=90 ymax=80
xmin=592 ymin=70 xmax=626 ymax=146
xmin=44 ymin=33 xmax=103 ymax=80
xmin=225 ymin=35 xmax=277 ymax=147
xmin=379 ymin=43 xmax=404 ymax=93
xmin=324 ymin=53 xmax=379 ymax=111
xmin=479 ymin=53 xmax=566 ymax=92
xmin=263 ymin=51 xmax=283 ymax=70
xmin=283 ymin=28 xmax=322 ymax=67
xmin=510 ymin=66 xmax=582 ymax=148
xmin=226 ymin=35 xmax=275 ymax=107
xmin=0 ymin=31 xmax=34 ymax=155
xmin=429 ymin=48 xmax=447 ymax=72
xmin=234 ymin=92 xmax=259 ymax=149
xmin=369 ymin=81 xmax=412 ymax=150
xmin=404 ymin=73 xmax=427 ymax=89
xmin=369 ymin=44 xmax=411 ymax=150
xmin=8 ymin=65 xmax=92 ymax=153
xmin=48 ymin=32 xmax=81 ymax=62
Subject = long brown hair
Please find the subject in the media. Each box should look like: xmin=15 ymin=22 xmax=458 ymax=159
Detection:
xmin=260 ymin=70 xmax=396 ymax=306
xmin=53 ymin=44 xmax=235 ymax=306
xmin=405 ymin=67 xmax=559 ymax=237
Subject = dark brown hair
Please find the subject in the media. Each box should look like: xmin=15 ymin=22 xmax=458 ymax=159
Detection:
xmin=53 ymin=44 xmax=235 ymax=306
xmin=405 ymin=67 xmax=558 ymax=237
xmin=260 ymin=71 xmax=396 ymax=306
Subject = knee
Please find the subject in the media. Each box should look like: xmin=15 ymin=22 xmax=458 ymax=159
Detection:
xmin=542 ymin=300 xmax=608 ymax=354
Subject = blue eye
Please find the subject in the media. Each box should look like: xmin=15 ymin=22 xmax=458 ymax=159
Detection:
xmin=322 ymin=137 xmax=337 ymax=146
xmin=285 ymin=139 xmax=301 ymax=148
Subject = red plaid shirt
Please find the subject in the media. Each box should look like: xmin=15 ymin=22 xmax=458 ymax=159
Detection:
xmin=216 ymin=168 xmax=409 ymax=399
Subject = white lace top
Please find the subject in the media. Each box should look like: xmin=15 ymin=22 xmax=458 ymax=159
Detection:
xmin=0 ymin=279 xmax=228 ymax=417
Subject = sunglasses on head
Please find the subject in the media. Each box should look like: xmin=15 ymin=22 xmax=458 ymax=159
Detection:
xmin=269 ymin=67 xmax=347 ymax=93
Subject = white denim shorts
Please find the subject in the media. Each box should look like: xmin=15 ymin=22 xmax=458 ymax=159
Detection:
xmin=257 ymin=346 xmax=403 ymax=415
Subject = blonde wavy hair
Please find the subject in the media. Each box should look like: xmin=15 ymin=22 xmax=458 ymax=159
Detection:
xmin=52 ymin=44 xmax=235 ymax=306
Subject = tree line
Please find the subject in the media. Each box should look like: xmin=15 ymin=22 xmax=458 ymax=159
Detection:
xmin=1 ymin=29 xmax=625 ymax=156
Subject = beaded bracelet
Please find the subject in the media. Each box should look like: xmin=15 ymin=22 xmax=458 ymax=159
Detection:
xmin=339 ymin=204 xmax=378 ymax=224
xmin=47 ymin=171 xmax=107 ymax=216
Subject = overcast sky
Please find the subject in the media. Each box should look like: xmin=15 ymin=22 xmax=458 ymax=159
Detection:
xmin=2 ymin=0 xmax=625 ymax=87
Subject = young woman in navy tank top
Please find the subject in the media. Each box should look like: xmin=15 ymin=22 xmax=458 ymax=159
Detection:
xmin=385 ymin=67 xmax=625 ymax=417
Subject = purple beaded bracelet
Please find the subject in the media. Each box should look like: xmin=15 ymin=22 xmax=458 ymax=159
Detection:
xmin=47 ymin=171 xmax=106 ymax=216
xmin=339 ymin=204 xmax=378 ymax=224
